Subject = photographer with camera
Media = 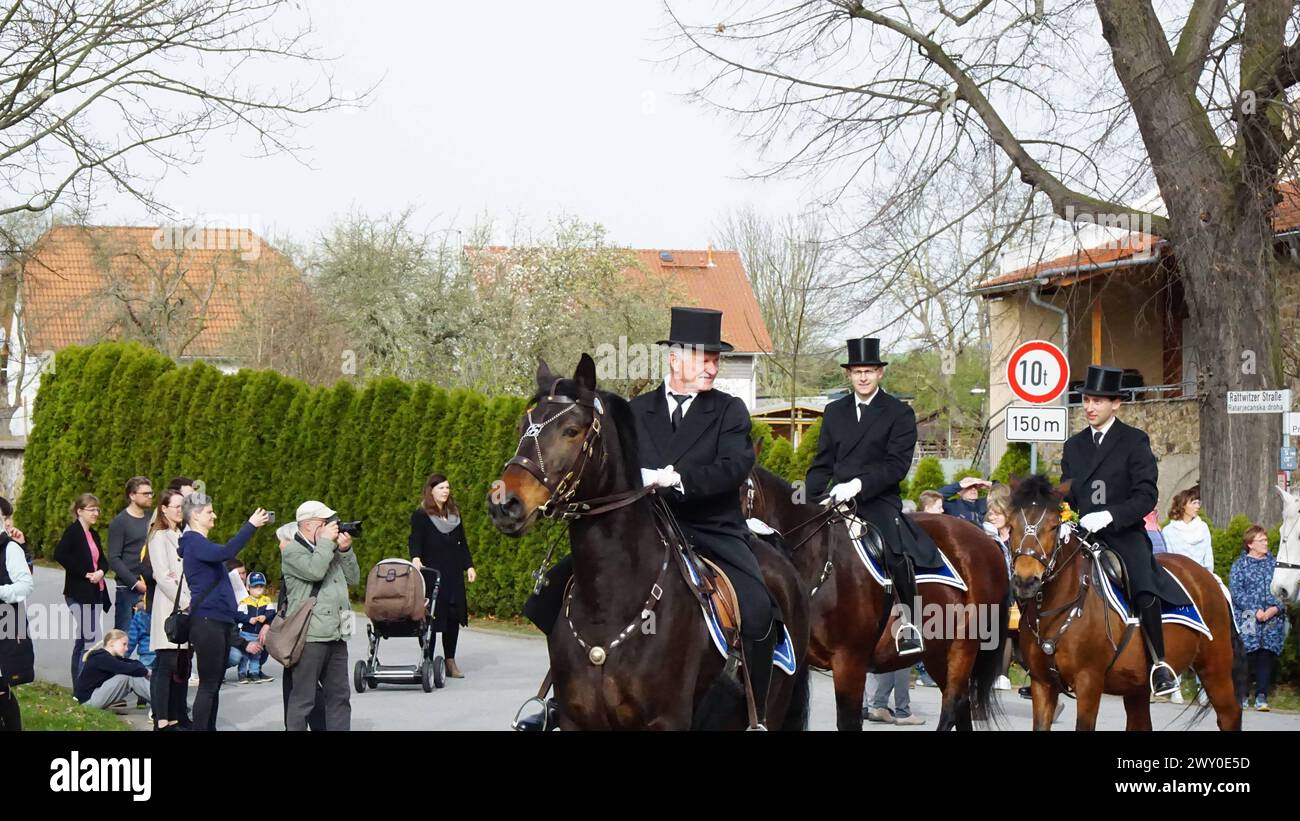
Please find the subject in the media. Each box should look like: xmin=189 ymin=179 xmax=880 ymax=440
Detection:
xmin=281 ymin=500 xmax=359 ymax=731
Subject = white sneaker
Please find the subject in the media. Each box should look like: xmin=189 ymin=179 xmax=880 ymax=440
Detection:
xmin=994 ymin=675 xmax=1012 ymax=691
xmin=1197 ymin=691 xmax=1208 ymax=706
xmin=1170 ymin=690 xmax=1184 ymax=704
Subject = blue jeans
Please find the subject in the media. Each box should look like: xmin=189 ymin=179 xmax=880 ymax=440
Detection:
xmin=114 ymin=586 xmax=142 ymax=632
xmin=66 ymin=597 xmax=103 ymax=686
xmin=867 ymin=668 xmax=912 ymax=718
xmin=236 ymin=630 xmax=267 ymax=676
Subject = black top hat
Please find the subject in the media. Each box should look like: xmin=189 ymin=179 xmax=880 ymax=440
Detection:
xmin=657 ymin=306 xmax=733 ymax=353
xmin=1079 ymin=365 xmax=1125 ymax=398
xmin=841 ymin=337 xmax=888 ymax=368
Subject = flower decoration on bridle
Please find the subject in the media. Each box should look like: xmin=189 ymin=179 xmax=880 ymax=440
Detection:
xmin=1058 ymin=500 xmax=1077 ymax=524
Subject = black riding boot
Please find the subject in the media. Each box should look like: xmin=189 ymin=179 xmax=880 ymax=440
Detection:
xmin=888 ymin=553 xmax=923 ymax=656
xmin=1138 ymin=595 xmax=1178 ymax=696
xmin=742 ymin=621 xmax=778 ymax=730
xmin=513 ymin=692 xmax=559 ymax=731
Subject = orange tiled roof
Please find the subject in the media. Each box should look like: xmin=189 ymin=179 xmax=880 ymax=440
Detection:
xmin=629 ymin=249 xmax=771 ymax=353
xmin=976 ymin=181 xmax=1300 ymax=292
xmin=465 ymin=246 xmax=773 ymax=354
xmin=15 ymin=225 xmax=303 ymax=357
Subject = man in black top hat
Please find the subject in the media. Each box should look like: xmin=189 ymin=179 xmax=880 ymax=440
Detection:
xmin=806 ymin=338 xmax=943 ymax=656
xmin=1059 ymin=364 xmax=1191 ymax=697
xmin=516 ymin=306 xmax=780 ymax=730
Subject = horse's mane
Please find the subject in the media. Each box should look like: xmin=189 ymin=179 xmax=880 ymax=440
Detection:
xmin=601 ymin=389 xmax=642 ymax=489
xmin=1010 ymin=474 xmax=1058 ymax=510
xmin=753 ymin=463 xmax=814 ymax=516
xmin=528 ymin=377 xmax=641 ymax=489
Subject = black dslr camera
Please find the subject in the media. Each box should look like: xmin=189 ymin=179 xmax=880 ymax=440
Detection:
xmin=328 ymin=514 xmax=363 ymax=538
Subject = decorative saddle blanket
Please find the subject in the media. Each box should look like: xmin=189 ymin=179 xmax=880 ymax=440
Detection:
xmin=847 ymin=520 xmax=968 ymax=592
xmin=682 ymin=552 xmax=797 ymax=676
xmin=1096 ymin=559 xmax=1218 ymax=641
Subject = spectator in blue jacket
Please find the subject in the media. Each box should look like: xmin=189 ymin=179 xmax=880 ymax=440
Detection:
xmin=936 ymin=476 xmax=991 ymax=524
xmin=75 ymin=629 xmax=151 ymax=709
xmin=178 ymin=493 xmax=270 ymax=731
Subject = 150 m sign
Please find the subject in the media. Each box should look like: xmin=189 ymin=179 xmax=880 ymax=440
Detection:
xmin=1005 ymin=405 xmax=1068 ymax=443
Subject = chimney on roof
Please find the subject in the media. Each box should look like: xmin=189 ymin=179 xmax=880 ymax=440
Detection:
xmin=706 ymin=243 xmax=716 ymax=267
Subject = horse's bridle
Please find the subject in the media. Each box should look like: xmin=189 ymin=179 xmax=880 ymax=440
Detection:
xmin=1012 ymin=505 xmax=1085 ymax=583
xmin=1276 ymin=513 xmax=1300 ymax=571
xmin=505 ymin=382 xmax=605 ymax=520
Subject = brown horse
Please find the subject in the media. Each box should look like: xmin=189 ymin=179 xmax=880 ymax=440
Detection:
xmin=1007 ymin=475 xmax=1242 ymax=731
xmin=487 ymin=356 xmax=811 ymax=730
xmin=744 ymin=466 xmax=1009 ymax=730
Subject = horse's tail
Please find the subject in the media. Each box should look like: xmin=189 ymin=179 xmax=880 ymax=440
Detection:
xmin=968 ymin=595 xmax=1009 ymax=728
xmin=1181 ymin=597 xmax=1247 ymax=729
xmin=778 ymin=662 xmax=812 ymax=731
xmin=1231 ymin=626 xmax=1248 ymax=705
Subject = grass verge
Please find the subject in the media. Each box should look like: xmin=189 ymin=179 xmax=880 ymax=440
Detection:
xmin=15 ymin=681 xmax=133 ymax=730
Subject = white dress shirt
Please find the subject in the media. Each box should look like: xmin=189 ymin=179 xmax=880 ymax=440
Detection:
xmin=1089 ymin=415 xmax=1117 ymax=445
xmin=855 ymin=388 xmax=879 ymax=422
xmin=653 ymin=377 xmax=693 ymax=494
xmin=665 ymin=378 xmax=697 ymax=419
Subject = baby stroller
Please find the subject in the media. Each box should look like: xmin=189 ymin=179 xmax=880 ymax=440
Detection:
xmin=354 ymin=558 xmax=446 ymax=693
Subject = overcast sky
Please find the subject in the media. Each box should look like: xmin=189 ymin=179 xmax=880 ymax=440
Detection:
xmin=94 ymin=1 xmax=811 ymax=255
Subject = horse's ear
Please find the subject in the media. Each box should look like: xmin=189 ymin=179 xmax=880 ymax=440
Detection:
xmin=752 ymin=438 xmax=762 ymax=459
xmin=574 ymin=353 xmax=597 ymax=392
xmin=1057 ymin=478 xmax=1072 ymax=498
xmin=1008 ymin=474 xmax=1021 ymax=492
xmin=536 ymin=358 xmax=555 ymax=390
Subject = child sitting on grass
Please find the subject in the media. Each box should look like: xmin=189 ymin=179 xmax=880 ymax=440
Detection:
xmin=75 ymin=629 xmax=150 ymax=711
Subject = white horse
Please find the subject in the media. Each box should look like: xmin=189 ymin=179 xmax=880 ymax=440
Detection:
xmin=1270 ymin=486 xmax=1300 ymax=601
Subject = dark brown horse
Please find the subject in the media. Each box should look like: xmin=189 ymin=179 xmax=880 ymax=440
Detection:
xmin=744 ymin=466 xmax=1009 ymax=730
xmin=1007 ymin=475 xmax=1242 ymax=731
xmin=487 ymin=356 xmax=811 ymax=730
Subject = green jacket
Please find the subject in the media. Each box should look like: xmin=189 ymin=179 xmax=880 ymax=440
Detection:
xmin=281 ymin=533 xmax=361 ymax=643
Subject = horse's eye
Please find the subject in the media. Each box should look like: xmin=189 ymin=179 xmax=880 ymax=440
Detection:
xmin=562 ymin=427 xmax=580 ymax=438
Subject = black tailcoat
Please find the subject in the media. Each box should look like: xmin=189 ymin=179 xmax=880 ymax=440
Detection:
xmin=805 ymin=390 xmax=942 ymax=566
xmin=628 ymin=385 xmax=774 ymax=635
xmin=1060 ymin=418 xmax=1191 ymax=606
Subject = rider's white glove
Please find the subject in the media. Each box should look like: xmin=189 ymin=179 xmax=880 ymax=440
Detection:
xmin=640 ymin=466 xmax=684 ymax=493
xmin=827 ymin=477 xmax=862 ymax=505
xmin=1078 ymin=511 xmax=1113 ymax=533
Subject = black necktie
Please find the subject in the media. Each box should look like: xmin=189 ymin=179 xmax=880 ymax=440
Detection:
xmin=1093 ymin=429 xmax=1103 ymax=448
xmin=857 ymin=402 xmax=867 ymax=423
xmin=670 ymin=393 xmax=690 ymax=431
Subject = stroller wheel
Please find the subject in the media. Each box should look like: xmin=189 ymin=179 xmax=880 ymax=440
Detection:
xmin=353 ymin=660 xmax=368 ymax=694
xmin=433 ymin=656 xmax=446 ymax=689
xmin=421 ymin=660 xmax=434 ymax=693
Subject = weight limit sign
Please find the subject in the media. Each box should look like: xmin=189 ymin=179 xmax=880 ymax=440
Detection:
xmin=1006 ymin=340 xmax=1070 ymax=405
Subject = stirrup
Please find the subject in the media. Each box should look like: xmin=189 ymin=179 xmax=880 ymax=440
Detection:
xmin=894 ymin=621 xmax=924 ymax=656
xmin=511 ymin=696 xmax=551 ymax=731
xmin=746 ymin=722 xmax=769 ymax=731
xmin=1149 ymin=661 xmax=1179 ymax=697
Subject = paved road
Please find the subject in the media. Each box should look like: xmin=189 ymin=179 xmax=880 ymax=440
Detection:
xmin=26 ymin=567 xmax=1299 ymax=730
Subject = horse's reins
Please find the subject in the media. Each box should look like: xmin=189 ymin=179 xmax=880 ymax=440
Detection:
xmin=745 ymin=475 xmax=850 ymax=598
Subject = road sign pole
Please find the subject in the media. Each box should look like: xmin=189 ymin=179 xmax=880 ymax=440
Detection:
xmin=1030 ymin=442 xmax=1038 ymax=475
